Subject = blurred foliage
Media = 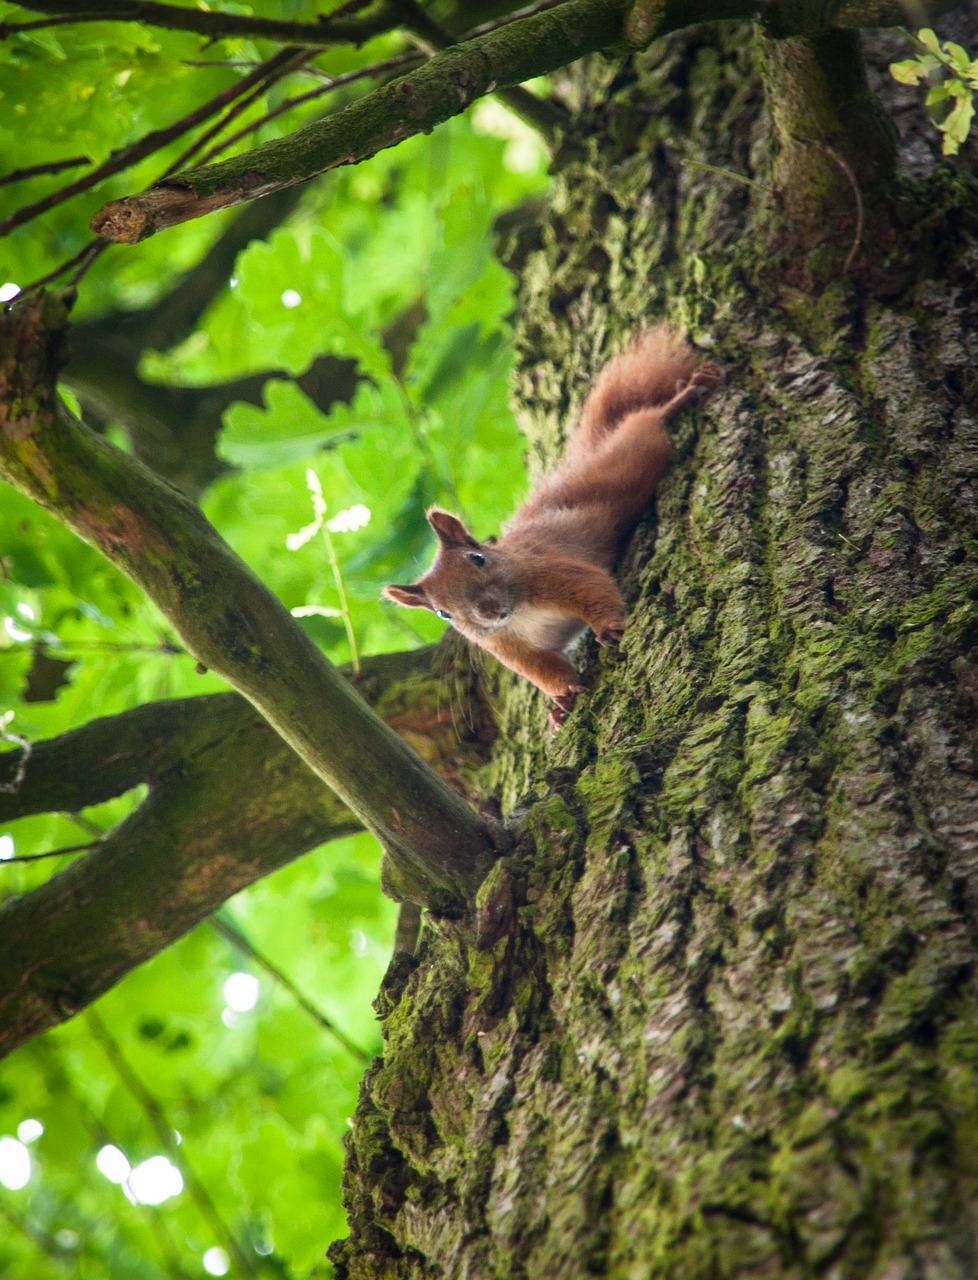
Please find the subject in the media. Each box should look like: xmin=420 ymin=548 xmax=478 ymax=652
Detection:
xmin=0 ymin=4 xmax=550 ymax=1275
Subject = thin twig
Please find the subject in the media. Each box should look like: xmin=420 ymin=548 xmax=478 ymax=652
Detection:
xmin=182 ymin=58 xmax=344 ymax=83
xmin=17 ymin=238 xmax=108 ymax=298
xmin=1 ymin=839 xmax=103 ymax=864
xmin=211 ymin=914 xmax=372 ymax=1062
xmin=392 ymin=0 xmax=562 ymax=143
xmin=0 ymin=0 xmax=398 ymax=47
xmin=194 ymin=51 xmax=423 ymax=167
xmin=161 ymin=46 xmax=312 ymax=177
xmin=328 ymin=0 xmax=379 ymax=18
xmin=680 ymin=157 xmax=775 ymax=194
xmin=0 ymin=45 xmax=304 ymax=238
xmin=460 ymin=0 xmax=568 ymax=40
xmin=823 ymin=144 xmax=864 ymax=273
xmin=0 ymin=155 xmax=92 ymax=187
xmin=0 ymin=12 xmax=117 ymax=35
xmin=86 ymin=1009 xmax=259 ymax=1280
xmin=321 ymin=524 xmax=362 ymax=677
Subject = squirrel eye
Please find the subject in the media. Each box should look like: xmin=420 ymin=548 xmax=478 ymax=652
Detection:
xmin=468 ymin=552 xmax=486 ymax=567
xmin=435 ymin=608 xmax=453 ymax=622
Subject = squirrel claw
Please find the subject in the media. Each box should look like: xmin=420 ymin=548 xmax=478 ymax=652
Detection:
xmin=597 ymin=622 xmax=625 ymax=649
xmin=694 ymin=362 xmax=722 ymax=389
xmin=550 ymin=683 xmax=585 ymax=730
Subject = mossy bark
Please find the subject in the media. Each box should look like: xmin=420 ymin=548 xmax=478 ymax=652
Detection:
xmin=332 ymin=18 xmax=978 ymax=1279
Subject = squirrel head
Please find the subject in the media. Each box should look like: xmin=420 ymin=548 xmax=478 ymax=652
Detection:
xmin=383 ymin=508 xmax=518 ymax=635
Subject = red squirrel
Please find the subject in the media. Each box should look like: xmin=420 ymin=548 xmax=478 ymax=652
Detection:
xmin=384 ymin=325 xmax=719 ymax=727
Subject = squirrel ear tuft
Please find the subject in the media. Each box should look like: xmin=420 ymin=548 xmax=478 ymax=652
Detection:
xmin=383 ymin=583 xmax=432 ymax=610
xmin=427 ymin=508 xmax=478 ymax=549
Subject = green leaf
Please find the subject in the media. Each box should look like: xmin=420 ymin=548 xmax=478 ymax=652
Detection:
xmin=942 ymin=95 xmax=975 ymax=151
xmin=917 ymin=27 xmax=942 ymax=56
xmin=889 ymin=56 xmax=936 ymax=86
xmin=926 ymin=81 xmax=952 ymax=106
xmin=217 ymin=380 xmax=345 ymax=470
xmin=943 ymin=41 xmax=972 ymax=73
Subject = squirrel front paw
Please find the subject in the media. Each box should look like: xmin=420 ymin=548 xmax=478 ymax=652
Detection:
xmin=549 ymin=683 xmax=584 ymax=730
xmin=595 ymin=620 xmax=625 ymax=649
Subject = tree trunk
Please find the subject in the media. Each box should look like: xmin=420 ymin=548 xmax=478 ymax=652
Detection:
xmin=332 ymin=16 xmax=978 ymax=1278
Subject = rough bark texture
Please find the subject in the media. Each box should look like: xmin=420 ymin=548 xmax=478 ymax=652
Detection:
xmin=332 ymin=15 xmax=978 ymax=1279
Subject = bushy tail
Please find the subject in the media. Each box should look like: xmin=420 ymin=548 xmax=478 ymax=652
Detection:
xmin=572 ymin=324 xmax=701 ymax=452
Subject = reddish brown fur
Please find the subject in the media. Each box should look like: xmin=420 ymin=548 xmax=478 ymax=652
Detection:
xmin=384 ymin=325 xmax=718 ymax=727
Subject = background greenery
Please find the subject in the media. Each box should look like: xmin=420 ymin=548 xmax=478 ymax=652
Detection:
xmin=0 ymin=3 xmax=549 ymax=1273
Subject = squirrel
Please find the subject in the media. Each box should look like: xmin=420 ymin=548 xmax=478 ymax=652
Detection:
xmin=384 ymin=325 xmax=719 ymax=728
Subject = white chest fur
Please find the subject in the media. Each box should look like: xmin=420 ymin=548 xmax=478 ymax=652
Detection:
xmin=507 ymin=603 xmax=585 ymax=652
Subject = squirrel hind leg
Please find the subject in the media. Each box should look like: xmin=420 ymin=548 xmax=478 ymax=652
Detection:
xmin=662 ymin=361 xmax=723 ymax=417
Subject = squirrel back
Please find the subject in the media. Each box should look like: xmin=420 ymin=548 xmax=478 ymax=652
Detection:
xmin=384 ymin=325 xmax=718 ymax=726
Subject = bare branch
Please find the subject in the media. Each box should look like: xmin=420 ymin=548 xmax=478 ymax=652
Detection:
xmin=91 ymin=0 xmax=633 ymax=243
xmin=392 ymin=0 xmax=567 ymax=144
xmin=0 ymin=45 xmax=304 ymax=238
xmin=0 ymin=840 xmax=102 ymax=863
xmin=211 ymin=914 xmax=372 ymax=1062
xmin=0 ymin=154 xmax=91 ymax=187
xmin=0 ymin=639 xmax=493 ymax=1058
xmin=194 ymin=52 xmax=425 ymax=169
xmin=87 ymin=1009 xmax=257 ymax=1279
xmin=9 ymin=0 xmax=401 ymax=47
xmin=19 ymin=238 xmax=108 ymax=297
xmin=159 ymin=47 xmax=310 ymax=177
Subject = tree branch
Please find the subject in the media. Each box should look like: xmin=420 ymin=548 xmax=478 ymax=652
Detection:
xmin=86 ymin=1008 xmax=258 ymax=1279
xmin=211 ymin=915 xmax=372 ymax=1062
xmin=0 ymin=642 xmax=494 ymax=1059
xmin=87 ymin=0 xmax=968 ymax=244
xmin=0 ymin=46 xmax=306 ymax=239
xmin=82 ymin=183 xmax=311 ymax=354
xmin=8 ymin=0 xmax=401 ymax=47
xmin=0 ymin=154 xmax=91 ymax=187
xmin=0 ymin=293 xmax=500 ymax=910
xmin=392 ymin=0 xmax=568 ymax=144
xmin=90 ymin=0 xmax=638 ymax=243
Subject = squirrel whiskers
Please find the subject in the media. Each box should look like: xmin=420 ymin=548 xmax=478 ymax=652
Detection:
xmin=384 ymin=325 xmax=719 ymax=727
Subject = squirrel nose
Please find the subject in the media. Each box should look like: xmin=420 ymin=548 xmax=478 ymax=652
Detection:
xmin=477 ymin=598 xmax=508 ymax=623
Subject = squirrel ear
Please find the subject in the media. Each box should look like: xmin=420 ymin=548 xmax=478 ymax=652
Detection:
xmin=383 ymin=582 xmax=432 ymax=610
xmin=427 ymin=508 xmax=478 ymax=549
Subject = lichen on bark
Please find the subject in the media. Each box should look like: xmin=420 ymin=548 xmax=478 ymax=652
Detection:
xmin=333 ymin=15 xmax=978 ymax=1278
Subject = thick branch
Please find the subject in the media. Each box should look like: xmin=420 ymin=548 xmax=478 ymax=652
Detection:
xmin=9 ymin=0 xmax=400 ymax=46
xmin=0 ymin=641 xmax=492 ymax=1059
xmin=0 ymin=293 xmax=499 ymax=909
xmin=90 ymin=0 xmax=638 ymax=242
xmin=88 ymin=0 xmax=966 ymax=243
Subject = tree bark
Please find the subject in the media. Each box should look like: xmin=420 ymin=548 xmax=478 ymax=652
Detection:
xmin=332 ymin=14 xmax=978 ymax=1278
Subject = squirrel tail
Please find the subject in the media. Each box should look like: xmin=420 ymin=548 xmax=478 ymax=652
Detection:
xmin=573 ymin=324 xmax=701 ymax=451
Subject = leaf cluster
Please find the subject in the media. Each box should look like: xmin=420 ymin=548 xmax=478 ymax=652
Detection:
xmin=890 ymin=26 xmax=978 ymax=155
